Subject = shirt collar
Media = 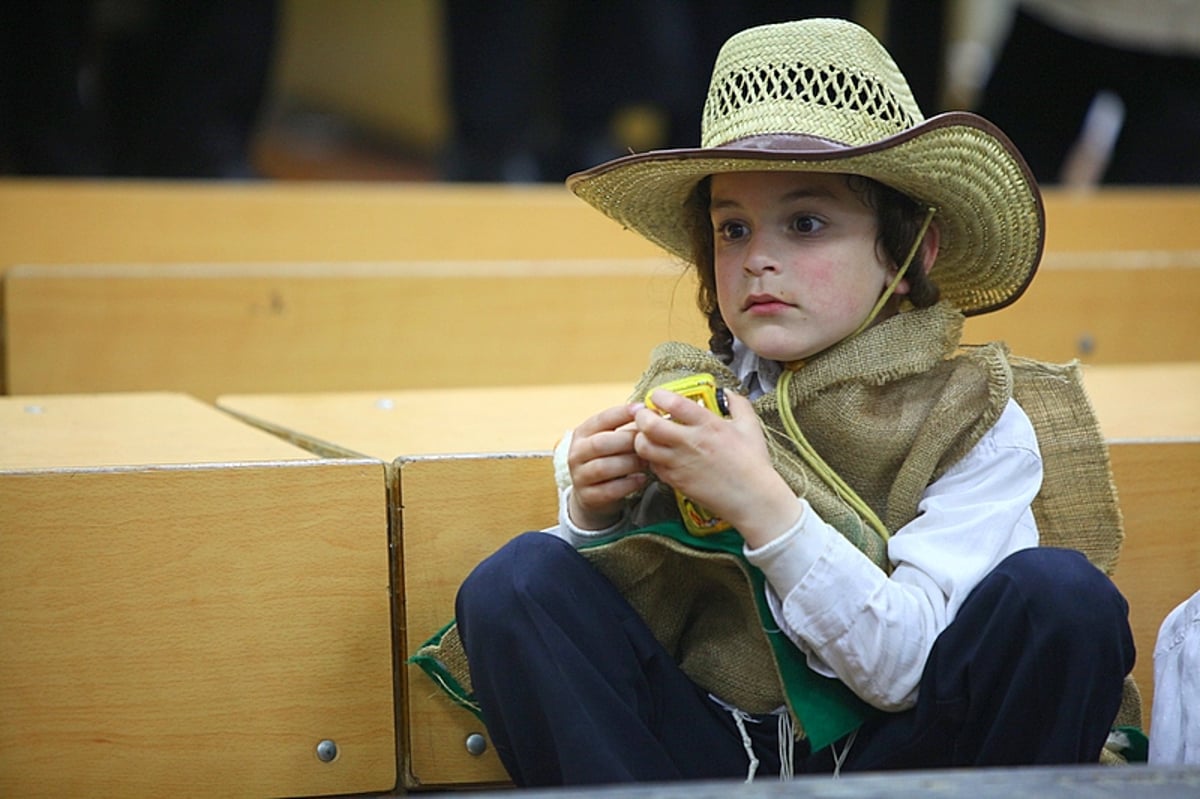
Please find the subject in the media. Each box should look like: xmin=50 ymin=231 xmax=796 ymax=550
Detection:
xmin=729 ymin=338 xmax=783 ymax=399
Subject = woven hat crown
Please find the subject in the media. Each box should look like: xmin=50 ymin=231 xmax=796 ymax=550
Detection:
xmin=703 ymin=19 xmax=923 ymax=148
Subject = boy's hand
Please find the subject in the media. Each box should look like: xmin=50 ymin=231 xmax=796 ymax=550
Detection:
xmin=633 ymin=389 xmax=800 ymax=547
xmin=566 ymin=404 xmax=649 ymax=530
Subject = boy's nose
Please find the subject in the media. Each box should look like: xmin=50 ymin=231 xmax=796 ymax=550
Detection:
xmin=741 ymin=243 xmax=780 ymax=276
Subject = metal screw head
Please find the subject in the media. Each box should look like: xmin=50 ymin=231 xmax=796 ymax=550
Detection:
xmin=465 ymin=733 xmax=487 ymax=756
xmin=316 ymin=739 xmax=339 ymax=762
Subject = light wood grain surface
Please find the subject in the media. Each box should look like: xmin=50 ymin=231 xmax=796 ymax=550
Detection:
xmin=0 ymin=392 xmax=316 ymax=469
xmin=1081 ymin=362 xmax=1200 ymax=439
xmin=3 ymin=182 xmax=1200 ymax=271
xmin=0 ymin=393 xmax=397 ymax=797
xmin=4 ymin=260 xmax=705 ymax=400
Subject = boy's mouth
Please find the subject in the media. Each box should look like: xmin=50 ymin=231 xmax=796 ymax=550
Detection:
xmin=743 ymin=293 xmax=792 ymax=313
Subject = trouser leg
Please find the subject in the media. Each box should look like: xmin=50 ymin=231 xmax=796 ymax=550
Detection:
xmin=455 ymin=531 xmax=781 ymax=786
xmin=825 ymin=547 xmax=1134 ymax=771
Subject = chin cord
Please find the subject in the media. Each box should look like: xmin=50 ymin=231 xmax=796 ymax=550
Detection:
xmin=775 ymin=369 xmax=891 ymax=543
xmin=849 ymin=205 xmax=938 ymax=340
xmin=775 ymin=206 xmax=937 ymax=546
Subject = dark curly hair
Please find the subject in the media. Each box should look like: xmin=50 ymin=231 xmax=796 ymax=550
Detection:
xmin=684 ymin=174 xmax=941 ymax=363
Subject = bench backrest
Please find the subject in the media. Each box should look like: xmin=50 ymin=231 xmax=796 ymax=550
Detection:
xmin=3 ymin=182 xmax=1200 ymax=271
xmin=7 ymin=254 xmax=1199 ymax=400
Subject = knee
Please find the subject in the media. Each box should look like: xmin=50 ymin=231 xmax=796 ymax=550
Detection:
xmin=992 ymin=547 xmax=1133 ymax=660
xmin=995 ymin=548 xmax=1124 ymax=612
xmin=456 ymin=531 xmax=578 ymax=630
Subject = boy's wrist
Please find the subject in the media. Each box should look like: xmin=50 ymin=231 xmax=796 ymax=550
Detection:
xmin=729 ymin=481 xmax=805 ymax=549
xmin=567 ymin=490 xmax=623 ymax=533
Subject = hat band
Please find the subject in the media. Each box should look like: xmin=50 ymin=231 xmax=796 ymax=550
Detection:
xmin=718 ymin=133 xmax=849 ymax=154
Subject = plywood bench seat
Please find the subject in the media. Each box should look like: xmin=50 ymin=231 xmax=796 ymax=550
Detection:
xmin=5 ymin=252 xmax=1199 ymax=400
xmin=0 ymin=393 xmax=396 ymax=799
xmin=218 ymin=366 xmax=1200 ymax=788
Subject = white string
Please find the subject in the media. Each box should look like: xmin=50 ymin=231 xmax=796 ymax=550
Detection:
xmin=776 ymin=711 xmax=795 ymax=781
xmin=729 ymin=709 xmax=760 ymax=783
xmin=708 ymin=694 xmax=760 ymax=783
xmin=831 ymin=728 xmax=858 ymax=779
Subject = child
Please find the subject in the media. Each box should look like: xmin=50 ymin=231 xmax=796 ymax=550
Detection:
xmin=442 ymin=18 xmax=1135 ymax=785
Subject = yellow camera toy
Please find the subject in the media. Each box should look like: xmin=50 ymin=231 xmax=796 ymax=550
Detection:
xmin=644 ymin=373 xmax=729 ymax=418
xmin=644 ymin=373 xmax=733 ymax=536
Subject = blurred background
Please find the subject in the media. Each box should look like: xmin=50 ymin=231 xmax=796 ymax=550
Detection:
xmin=3 ymin=0 xmax=1198 ymax=186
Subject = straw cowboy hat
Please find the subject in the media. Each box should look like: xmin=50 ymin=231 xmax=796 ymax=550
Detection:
xmin=568 ymin=17 xmax=1044 ymax=316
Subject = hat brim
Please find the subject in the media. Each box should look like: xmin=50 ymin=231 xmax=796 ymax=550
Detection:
xmin=568 ymin=112 xmax=1044 ymax=317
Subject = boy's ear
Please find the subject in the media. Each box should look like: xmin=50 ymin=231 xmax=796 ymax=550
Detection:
xmin=919 ymin=220 xmax=942 ymax=275
xmin=891 ymin=221 xmax=941 ymax=296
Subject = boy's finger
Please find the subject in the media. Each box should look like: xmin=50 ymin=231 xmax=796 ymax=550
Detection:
xmin=576 ymin=403 xmax=639 ymax=436
xmin=722 ymin=389 xmax=755 ymax=419
xmin=645 ymin=388 xmax=714 ymax=425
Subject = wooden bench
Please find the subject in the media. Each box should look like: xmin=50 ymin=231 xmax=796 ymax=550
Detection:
xmin=218 ymin=384 xmax=630 ymax=789
xmin=0 ymin=393 xmax=396 ymax=798
xmin=1 ymin=260 xmax=706 ymax=401
xmin=3 ymin=182 xmax=1200 ymax=272
xmin=1081 ymin=362 xmax=1200 ymax=746
xmin=0 ymin=181 xmax=660 ymax=274
xmin=5 ymin=253 xmax=1199 ymax=400
xmin=217 ymin=364 xmax=1200 ymax=788
xmin=962 ymin=251 xmax=1200 ymax=363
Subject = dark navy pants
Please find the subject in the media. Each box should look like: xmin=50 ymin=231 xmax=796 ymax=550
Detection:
xmin=456 ymin=532 xmax=1134 ymax=786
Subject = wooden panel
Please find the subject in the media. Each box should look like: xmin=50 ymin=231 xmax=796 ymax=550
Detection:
xmin=0 ymin=392 xmax=315 ymax=468
xmin=0 ymin=461 xmax=396 ymax=798
xmin=1108 ymin=439 xmax=1200 ymax=734
xmin=219 ymin=382 xmax=632 ymax=460
xmin=962 ymin=254 xmax=1200 ymax=363
xmin=399 ymin=454 xmax=554 ymax=788
xmin=5 ymin=261 xmax=704 ymax=400
xmin=1082 ymin=363 xmax=1200 ymax=439
xmin=218 ymin=386 xmax=620 ymax=786
xmin=2 ymin=184 xmax=1199 ymax=274
xmin=0 ymin=180 xmax=661 ymax=271
xmin=1041 ymin=188 xmax=1200 ymax=252
xmin=0 ymin=392 xmax=396 ymax=797
xmin=8 ymin=256 xmax=1200 ymax=402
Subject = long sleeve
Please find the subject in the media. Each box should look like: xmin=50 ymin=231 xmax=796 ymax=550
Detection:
xmin=745 ymin=399 xmax=1043 ymax=710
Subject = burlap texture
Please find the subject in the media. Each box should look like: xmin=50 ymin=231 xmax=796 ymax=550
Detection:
xmin=630 ymin=303 xmax=1009 ymax=572
xmin=1007 ymin=356 xmax=1125 ymax=574
xmin=581 ymin=536 xmax=783 ymax=713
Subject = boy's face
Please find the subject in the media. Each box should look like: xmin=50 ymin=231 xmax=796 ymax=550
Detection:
xmin=710 ymin=171 xmax=894 ymax=364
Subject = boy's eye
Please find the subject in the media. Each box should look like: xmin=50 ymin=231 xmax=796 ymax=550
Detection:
xmin=715 ymin=220 xmax=749 ymax=241
xmin=790 ymin=214 xmax=824 ymax=234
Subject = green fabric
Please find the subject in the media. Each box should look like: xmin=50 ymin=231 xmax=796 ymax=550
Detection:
xmin=581 ymin=519 xmax=875 ymax=752
xmin=409 ymin=518 xmax=875 ymax=753
xmin=409 ymin=620 xmax=483 ymax=721
xmin=1112 ymin=726 xmax=1150 ymax=764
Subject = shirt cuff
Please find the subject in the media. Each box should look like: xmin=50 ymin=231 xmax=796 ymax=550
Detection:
xmin=557 ymin=485 xmax=629 ymax=545
xmin=743 ymin=498 xmax=839 ymax=598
